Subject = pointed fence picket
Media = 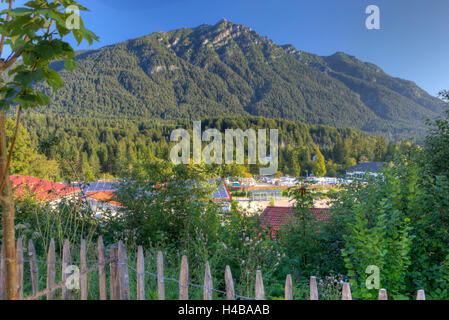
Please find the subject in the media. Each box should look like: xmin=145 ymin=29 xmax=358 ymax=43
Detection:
xmin=378 ymin=288 xmax=388 ymax=300
xmin=16 ymin=238 xmax=23 ymax=300
xmin=61 ymin=239 xmax=71 ymax=300
xmin=255 ymin=270 xmax=265 ymax=300
xmin=417 ymin=290 xmax=426 ymax=300
xmin=285 ymin=274 xmax=292 ymax=300
xmin=342 ymin=282 xmax=352 ymax=300
xmin=136 ymin=246 xmax=145 ymax=300
xmin=80 ymin=239 xmax=87 ymax=300
xmin=157 ymin=251 xmax=165 ymax=300
xmin=179 ymin=255 xmax=189 ymax=300
xmin=46 ymin=239 xmax=56 ymax=300
xmin=203 ymin=261 xmax=213 ymax=300
xmin=0 ymin=243 xmax=5 ymax=300
xmin=97 ymin=236 xmax=107 ymax=300
xmin=117 ymin=241 xmax=130 ymax=300
xmin=224 ymin=265 xmax=235 ymax=300
xmin=28 ymin=240 xmax=39 ymax=296
xmin=310 ymin=276 xmax=318 ymax=300
xmin=109 ymin=244 xmax=119 ymax=300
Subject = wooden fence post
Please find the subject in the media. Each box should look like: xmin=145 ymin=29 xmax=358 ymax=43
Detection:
xmin=136 ymin=246 xmax=145 ymax=300
xmin=61 ymin=239 xmax=71 ymax=300
xmin=16 ymin=238 xmax=23 ymax=300
xmin=80 ymin=239 xmax=87 ymax=300
xmin=97 ymin=236 xmax=107 ymax=300
xmin=285 ymin=274 xmax=292 ymax=300
xmin=0 ymin=243 xmax=5 ymax=300
xmin=46 ymin=239 xmax=56 ymax=300
xmin=157 ymin=251 xmax=165 ymax=300
xmin=179 ymin=255 xmax=188 ymax=300
xmin=28 ymin=239 xmax=39 ymax=296
xmin=203 ymin=261 xmax=213 ymax=300
xmin=255 ymin=270 xmax=265 ymax=300
xmin=417 ymin=290 xmax=426 ymax=300
xmin=378 ymin=288 xmax=388 ymax=300
xmin=224 ymin=265 xmax=235 ymax=300
xmin=118 ymin=241 xmax=130 ymax=300
xmin=310 ymin=276 xmax=318 ymax=300
xmin=342 ymin=282 xmax=352 ymax=300
xmin=109 ymin=244 xmax=119 ymax=300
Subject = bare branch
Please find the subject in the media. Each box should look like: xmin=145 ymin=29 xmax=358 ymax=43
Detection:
xmin=0 ymin=105 xmax=21 ymax=193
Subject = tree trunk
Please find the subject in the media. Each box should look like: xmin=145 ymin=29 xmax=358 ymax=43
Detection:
xmin=0 ymin=110 xmax=17 ymax=300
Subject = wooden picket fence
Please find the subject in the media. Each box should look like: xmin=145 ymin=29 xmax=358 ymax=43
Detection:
xmin=0 ymin=237 xmax=427 ymax=300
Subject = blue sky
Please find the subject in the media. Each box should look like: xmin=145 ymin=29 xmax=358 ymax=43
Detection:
xmin=4 ymin=0 xmax=449 ymax=96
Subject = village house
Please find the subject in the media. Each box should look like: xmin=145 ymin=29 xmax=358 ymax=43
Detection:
xmin=259 ymin=206 xmax=330 ymax=239
xmin=10 ymin=175 xmax=81 ymax=206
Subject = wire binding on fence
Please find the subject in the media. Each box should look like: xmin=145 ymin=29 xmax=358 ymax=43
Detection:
xmin=24 ymin=257 xmax=118 ymax=301
xmin=124 ymin=263 xmax=256 ymax=300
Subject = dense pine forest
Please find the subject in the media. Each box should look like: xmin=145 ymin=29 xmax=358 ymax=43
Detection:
xmin=14 ymin=113 xmax=394 ymax=181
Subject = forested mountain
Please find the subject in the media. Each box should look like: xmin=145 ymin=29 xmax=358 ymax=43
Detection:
xmin=33 ymin=19 xmax=445 ymax=140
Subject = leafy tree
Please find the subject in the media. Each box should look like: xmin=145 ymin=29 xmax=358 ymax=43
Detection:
xmin=325 ymin=160 xmax=337 ymax=177
xmin=103 ymin=161 xmax=222 ymax=266
xmin=343 ymin=156 xmax=357 ymax=169
xmin=288 ymin=147 xmax=301 ymax=176
xmin=332 ymin=138 xmax=347 ymax=163
xmin=0 ymin=0 xmax=97 ymax=299
xmin=322 ymin=104 xmax=449 ymax=299
xmin=312 ymin=146 xmax=326 ymax=177
xmin=338 ymin=167 xmax=413 ymax=299
xmin=279 ymin=182 xmax=323 ymax=278
xmin=6 ymin=118 xmax=59 ymax=180
xmin=373 ymin=136 xmax=387 ymax=161
xmin=423 ymin=90 xmax=449 ymax=177
xmin=384 ymin=141 xmax=397 ymax=162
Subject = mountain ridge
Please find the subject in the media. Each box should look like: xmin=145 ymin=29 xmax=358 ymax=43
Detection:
xmin=35 ymin=19 xmax=446 ymax=140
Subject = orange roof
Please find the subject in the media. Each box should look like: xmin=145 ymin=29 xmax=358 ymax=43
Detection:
xmin=87 ymin=191 xmax=121 ymax=206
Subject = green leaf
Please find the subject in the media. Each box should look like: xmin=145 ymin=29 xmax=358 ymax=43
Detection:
xmin=47 ymin=10 xmax=68 ymax=27
xmin=5 ymin=36 xmax=27 ymax=52
xmin=13 ymin=93 xmax=39 ymax=109
xmin=24 ymin=0 xmax=51 ymax=9
xmin=35 ymin=91 xmax=51 ymax=106
xmin=14 ymin=68 xmax=43 ymax=87
xmin=1 ymin=7 xmax=34 ymax=17
xmin=33 ymin=40 xmax=56 ymax=60
xmin=64 ymin=58 xmax=79 ymax=71
xmin=43 ymin=68 xmax=63 ymax=92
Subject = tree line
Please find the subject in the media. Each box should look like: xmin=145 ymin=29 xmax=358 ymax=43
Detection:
xmin=12 ymin=113 xmax=400 ymax=181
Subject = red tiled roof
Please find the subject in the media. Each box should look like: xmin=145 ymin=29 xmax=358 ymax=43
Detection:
xmin=260 ymin=206 xmax=330 ymax=230
xmin=10 ymin=175 xmax=81 ymax=201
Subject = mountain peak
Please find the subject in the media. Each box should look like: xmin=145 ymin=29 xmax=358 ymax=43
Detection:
xmin=217 ymin=18 xmax=228 ymax=24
